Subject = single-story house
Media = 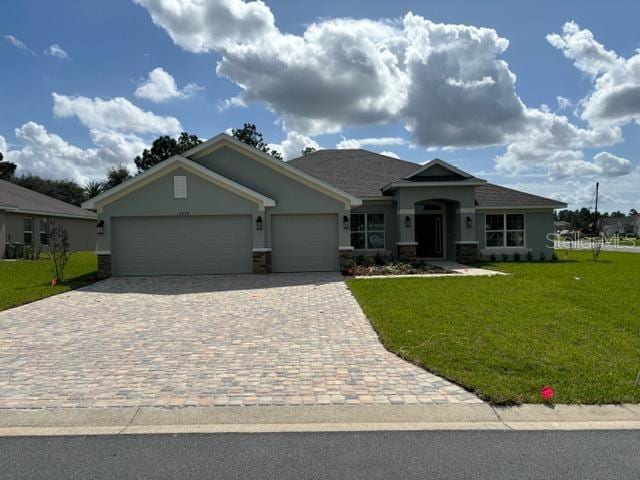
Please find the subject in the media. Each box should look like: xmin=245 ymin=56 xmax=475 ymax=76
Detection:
xmin=602 ymin=215 xmax=640 ymax=236
xmin=554 ymin=220 xmax=571 ymax=233
xmin=82 ymin=133 xmax=566 ymax=278
xmin=1 ymin=179 xmax=97 ymax=258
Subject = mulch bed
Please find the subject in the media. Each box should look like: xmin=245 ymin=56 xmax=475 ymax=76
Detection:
xmin=347 ymin=262 xmax=455 ymax=277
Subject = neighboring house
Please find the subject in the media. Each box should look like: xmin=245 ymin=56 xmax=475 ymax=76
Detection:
xmin=554 ymin=221 xmax=571 ymax=233
xmin=82 ymin=134 xmax=566 ymax=278
xmin=0 ymin=179 xmax=97 ymax=258
xmin=602 ymin=215 xmax=640 ymax=236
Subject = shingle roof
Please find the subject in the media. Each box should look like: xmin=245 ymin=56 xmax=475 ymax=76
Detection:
xmin=0 ymin=179 xmax=96 ymax=219
xmin=474 ymin=183 xmax=566 ymax=207
xmin=289 ymin=149 xmax=418 ymax=198
xmin=289 ymin=149 xmax=566 ymax=208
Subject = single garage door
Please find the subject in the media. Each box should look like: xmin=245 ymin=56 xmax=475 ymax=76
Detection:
xmin=271 ymin=214 xmax=339 ymax=272
xmin=111 ymin=215 xmax=252 ymax=276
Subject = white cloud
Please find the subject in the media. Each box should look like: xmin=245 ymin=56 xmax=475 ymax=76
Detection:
xmin=134 ymin=67 xmax=203 ymax=102
xmin=336 ymin=136 xmax=408 ymax=149
xmin=593 ymin=151 xmax=633 ymax=176
xmin=548 ymin=21 xmax=640 ymax=127
xmin=85 ymin=4 xmax=638 ymax=186
xmin=133 ymin=0 xmax=277 ymax=53
xmin=546 ymin=22 xmax=620 ymax=78
xmin=495 ymin=108 xmax=621 ymax=177
xmin=3 ymin=34 xmax=36 ymax=55
xmin=556 ymin=96 xmax=572 ymax=111
xmin=52 ymin=92 xmax=182 ymax=135
xmin=44 ymin=43 xmax=70 ymax=60
xmin=2 ymin=94 xmax=184 ymax=182
xmin=379 ymin=151 xmax=400 ymax=159
xmin=505 ymin=166 xmax=640 ymax=211
xmin=1 ymin=122 xmax=145 ymax=183
xmin=268 ymin=131 xmax=320 ymax=161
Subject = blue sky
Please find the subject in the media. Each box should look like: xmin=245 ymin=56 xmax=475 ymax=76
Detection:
xmin=1 ymin=0 xmax=639 ymax=211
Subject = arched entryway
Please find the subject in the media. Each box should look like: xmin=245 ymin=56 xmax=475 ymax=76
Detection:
xmin=414 ymin=199 xmax=461 ymax=260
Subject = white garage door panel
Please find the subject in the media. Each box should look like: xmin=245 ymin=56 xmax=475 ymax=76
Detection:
xmin=271 ymin=214 xmax=339 ymax=272
xmin=112 ymin=215 xmax=252 ymax=276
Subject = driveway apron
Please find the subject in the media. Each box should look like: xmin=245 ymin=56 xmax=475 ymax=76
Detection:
xmin=0 ymin=273 xmax=481 ymax=408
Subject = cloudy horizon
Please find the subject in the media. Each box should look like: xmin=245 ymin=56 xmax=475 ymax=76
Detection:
xmin=1 ymin=0 xmax=639 ymax=211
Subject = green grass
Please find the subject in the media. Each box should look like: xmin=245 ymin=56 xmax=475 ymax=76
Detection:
xmin=0 ymin=252 xmax=98 ymax=311
xmin=347 ymin=250 xmax=640 ymax=405
xmin=604 ymin=237 xmax=640 ymax=247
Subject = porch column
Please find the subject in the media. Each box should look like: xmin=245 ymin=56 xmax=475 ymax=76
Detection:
xmin=252 ymin=209 xmax=271 ymax=274
xmin=396 ymin=209 xmax=417 ymax=262
xmin=338 ymin=209 xmax=353 ymax=272
xmin=96 ymin=214 xmax=111 ymax=278
xmin=455 ymin=207 xmax=479 ymax=264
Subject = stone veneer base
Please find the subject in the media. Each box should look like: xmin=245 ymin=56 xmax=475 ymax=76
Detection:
xmin=455 ymin=243 xmax=479 ymax=264
xmin=339 ymin=248 xmax=353 ymax=272
xmin=397 ymin=244 xmax=417 ymax=263
xmin=252 ymin=251 xmax=272 ymax=274
xmin=97 ymin=254 xmax=112 ymax=279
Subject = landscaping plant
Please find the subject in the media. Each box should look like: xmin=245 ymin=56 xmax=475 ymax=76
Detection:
xmin=49 ymin=222 xmax=72 ymax=282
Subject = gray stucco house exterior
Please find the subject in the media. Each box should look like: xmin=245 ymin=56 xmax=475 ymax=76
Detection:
xmin=1 ymin=179 xmax=96 ymax=258
xmin=82 ymin=133 xmax=566 ymax=278
xmin=602 ymin=215 xmax=640 ymax=236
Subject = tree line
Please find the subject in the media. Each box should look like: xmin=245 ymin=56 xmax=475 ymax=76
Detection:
xmin=0 ymin=124 xmax=316 ymax=206
xmin=555 ymin=207 xmax=639 ymax=231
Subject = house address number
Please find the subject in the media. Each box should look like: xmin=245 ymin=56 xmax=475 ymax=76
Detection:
xmin=177 ymin=211 xmax=191 ymax=216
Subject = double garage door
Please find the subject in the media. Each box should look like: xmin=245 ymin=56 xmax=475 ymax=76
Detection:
xmin=111 ymin=214 xmax=338 ymax=276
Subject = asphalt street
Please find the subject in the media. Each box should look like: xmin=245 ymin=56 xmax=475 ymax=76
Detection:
xmin=1 ymin=430 xmax=638 ymax=479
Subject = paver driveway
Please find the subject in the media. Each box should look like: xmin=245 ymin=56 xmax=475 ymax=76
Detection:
xmin=0 ymin=273 xmax=480 ymax=408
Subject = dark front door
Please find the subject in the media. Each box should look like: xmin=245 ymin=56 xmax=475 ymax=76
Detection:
xmin=416 ymin=214 xmax=444 ymax=258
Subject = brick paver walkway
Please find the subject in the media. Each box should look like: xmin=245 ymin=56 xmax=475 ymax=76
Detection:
xmin=0 ymin=273 xmax=480 ymax=408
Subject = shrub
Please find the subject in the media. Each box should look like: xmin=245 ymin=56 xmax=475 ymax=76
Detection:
xmin=501 ymin=252 xmax=509 ymax=262
xmin=513 ymin=251 xmax=521 ymax=262
xmin=341 ymin=259 xmax=355 ymax=276
xmin=22 ymin=244 xmax=33 ymax=260
xmin=552 ymin=251 xmax=559 ymax=261
xmin=13 ymin=243 xmax=24 ymax=259
xmin=359 ymin=255 xmax=375 ymax=267
xmin=539 ymin=251 xmax=546 ymax=262
xmin=526 ymin=251 xmax=533 ymax=262
xmin=49 ymin=222 xmax=72 ymax=282
xmin=489 ymin=253 xmax=496 ymax=262
xmin=374 ymin=252 xmax=385 ymax=266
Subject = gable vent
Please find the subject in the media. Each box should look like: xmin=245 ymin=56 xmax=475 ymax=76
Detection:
xmin=174 ymin=176 xmax=187 ymax=198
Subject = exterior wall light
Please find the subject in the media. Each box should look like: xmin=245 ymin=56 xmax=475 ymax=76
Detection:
xmin=256 ymin=216 xmax=263 ymax=231
xmin=405 ymin=215 xmax=412 ymax=228
xmin=97 ymin=220 xmax=104 ymax=235
xmin=343 ymin=215 xmax=350 ymax=230
xmin=466 ymin=216 xmax=473 ymax=229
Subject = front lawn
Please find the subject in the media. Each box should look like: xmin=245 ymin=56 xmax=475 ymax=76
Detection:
xmin=0 ymin=252 xmax=98 ymax=311
xmin=347 ymin=250 xmax=640 ymax=405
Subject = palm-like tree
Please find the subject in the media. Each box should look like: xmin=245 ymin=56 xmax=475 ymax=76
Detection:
xmin=82 ymin=180 xmax=105 ymax=201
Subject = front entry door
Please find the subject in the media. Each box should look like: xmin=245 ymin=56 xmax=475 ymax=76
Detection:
xmin=415 ymin=214 xmax=443 ymax=258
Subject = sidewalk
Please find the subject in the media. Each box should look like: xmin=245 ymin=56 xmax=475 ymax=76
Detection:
xmin=1 ymin=404 xmax=639 ymax=436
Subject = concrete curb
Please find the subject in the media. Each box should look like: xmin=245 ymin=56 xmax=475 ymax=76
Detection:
xmin=0 ymin=404 xmax=639 ymax=436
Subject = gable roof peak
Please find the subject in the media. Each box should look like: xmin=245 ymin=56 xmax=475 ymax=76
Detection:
xmin=403 ymin=157 xmax=476 ymax=180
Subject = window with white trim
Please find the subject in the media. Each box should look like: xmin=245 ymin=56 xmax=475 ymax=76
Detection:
xmin=351 ymin=213 xmax=385 ymax=249
xmin=23 ymin=217 xmax=33 ymax=244
xmin=485 ymin=213 xmax=525 ymax=247
xmin=39 ymin=218 xmax=49 ymax=245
